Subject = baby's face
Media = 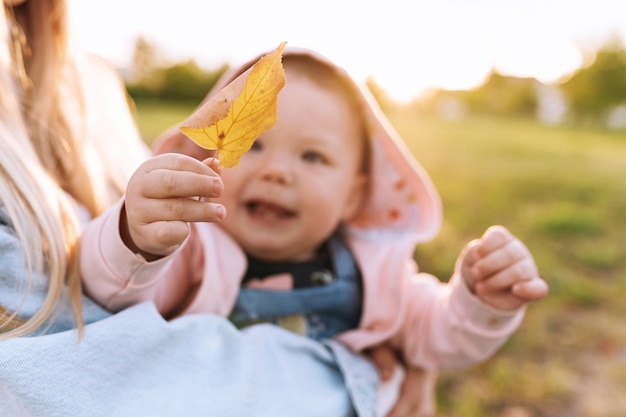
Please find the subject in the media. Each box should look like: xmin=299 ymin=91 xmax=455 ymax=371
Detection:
xmin=216 ymin=71 xmax=366 ymax=262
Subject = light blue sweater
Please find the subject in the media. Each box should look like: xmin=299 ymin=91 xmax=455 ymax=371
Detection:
xmin=0 ymin=208 xmax=377 ymax=417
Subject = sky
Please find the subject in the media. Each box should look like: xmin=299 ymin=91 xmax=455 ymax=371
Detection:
xmin=68 ymin=0 xmax=626 ymax=103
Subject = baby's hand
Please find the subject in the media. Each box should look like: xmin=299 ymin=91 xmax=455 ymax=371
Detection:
xmin=122 ymin=153 xmax=225 ymax=260
xmin=458 ymin=225 xmax=548 ymax=310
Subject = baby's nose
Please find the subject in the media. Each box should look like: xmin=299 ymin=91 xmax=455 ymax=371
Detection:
xmin=259 ymin=154 xmax=294 ymax=185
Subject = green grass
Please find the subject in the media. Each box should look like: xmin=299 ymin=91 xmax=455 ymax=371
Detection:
xmin=392 ymin=111 xmax=626 ymax=417
xmin=136 ymin=101 xmax=626 ymax=417
xmin=131 ymin=98 xmax=198 ymax=146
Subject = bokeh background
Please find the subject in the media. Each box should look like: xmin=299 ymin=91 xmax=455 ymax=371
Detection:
xmin=70 ymin=1 xmax=626 ymax=416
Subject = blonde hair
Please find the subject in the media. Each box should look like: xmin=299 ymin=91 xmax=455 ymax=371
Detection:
xmin=0 ymin=0 xmax=126 ymax=338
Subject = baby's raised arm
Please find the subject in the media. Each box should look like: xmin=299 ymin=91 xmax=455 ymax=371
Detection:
xmin=122 ymin=154 xmax=225 ymax=261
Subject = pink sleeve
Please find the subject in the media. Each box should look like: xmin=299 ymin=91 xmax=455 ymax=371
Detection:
xmin=392 ymin=269 xmax=525 ymax=370
xmin=79 ymin=199 xmax=195 ymax=314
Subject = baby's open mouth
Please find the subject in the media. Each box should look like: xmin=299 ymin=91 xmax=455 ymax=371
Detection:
xmin=245 ymin=201 xmax=296 ymax=219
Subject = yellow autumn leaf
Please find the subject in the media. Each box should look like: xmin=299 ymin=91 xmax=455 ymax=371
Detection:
xmin=180 ymin=42 xmax=286 ymax=168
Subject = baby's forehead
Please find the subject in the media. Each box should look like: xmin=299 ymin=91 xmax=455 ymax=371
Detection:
xmin=275 ymin=53 xmax=372 ymax=165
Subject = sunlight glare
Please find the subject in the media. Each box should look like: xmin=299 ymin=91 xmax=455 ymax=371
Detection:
xmin=495 ymin=31 xmax=584 ymax=85
xmin=67 ymin=0 xmax=625 ymax=104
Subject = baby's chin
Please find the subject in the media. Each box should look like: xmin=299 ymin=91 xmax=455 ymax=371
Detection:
xmin=243 ymin=243 xmax=319 ymax=263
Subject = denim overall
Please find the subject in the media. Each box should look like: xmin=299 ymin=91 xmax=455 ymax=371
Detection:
xmin=230 ymin=235 xmax=378 ymax=417
xmin=230 ymin=234 xmax=363 ymax=341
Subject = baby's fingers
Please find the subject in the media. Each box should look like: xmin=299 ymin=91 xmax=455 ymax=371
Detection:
xmin=512 ymin=278 xmax=549 ymax=302
xmin=132 ymin=153 xmax=222 ymax=200
xmin=135 ymin=220 xmax=191 ymax=256
xmin=127 ymin=199 xmax=225 ymax=257
xmin=141 ymin=198 xmax=226 ymax=224
xmin=473 ymin=239 xmax=531 ymax=279
xmin=140 ymin=168 xmax=222 ymax=200
xmin=476 ymin=257 xmax=537 ymax=293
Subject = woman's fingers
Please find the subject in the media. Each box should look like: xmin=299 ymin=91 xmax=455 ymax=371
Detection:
xmin=366 ymin=344 xmax=398 ymax=381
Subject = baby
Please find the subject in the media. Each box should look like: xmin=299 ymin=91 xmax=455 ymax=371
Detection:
xmin=80 ymin=46 xmax=548 ymax=414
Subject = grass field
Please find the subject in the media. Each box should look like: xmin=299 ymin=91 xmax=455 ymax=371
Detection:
xmin=135 ymin=99 xmax=626 ymax=417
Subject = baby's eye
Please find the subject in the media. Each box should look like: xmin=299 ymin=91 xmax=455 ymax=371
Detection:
xmin=250 ymin=140 xmax=262 ymax=151
xmin=302 ymin=150 xmax=327 ymax=164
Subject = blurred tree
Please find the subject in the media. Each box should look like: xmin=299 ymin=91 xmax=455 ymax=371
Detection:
xmin=129 ymin=36 xmax=161 ymax=85
xmin=125 ymin=37 xmax=229 ymax=103
xmin=460 ymin=71 xmax=538 ymax=118
xmin=155 ymin=60 xmax=228 ymax=102
xmin=561 ymin=39 xmax=626 ymax=124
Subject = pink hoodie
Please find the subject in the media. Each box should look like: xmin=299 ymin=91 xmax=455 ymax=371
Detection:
xmin=80 ymin=47 xmax=524 ymax=371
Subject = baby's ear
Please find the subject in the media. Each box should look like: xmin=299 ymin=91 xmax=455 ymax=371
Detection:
xmin=341 ymin=173 xmax=368 ymax=221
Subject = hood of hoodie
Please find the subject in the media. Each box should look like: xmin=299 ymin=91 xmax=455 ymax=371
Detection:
xmin=154 ymin=46 xmax=442 ymax=245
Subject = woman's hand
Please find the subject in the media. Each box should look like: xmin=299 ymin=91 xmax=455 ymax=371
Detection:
xmin=366 ymin=344 xmax=436 ymax=417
